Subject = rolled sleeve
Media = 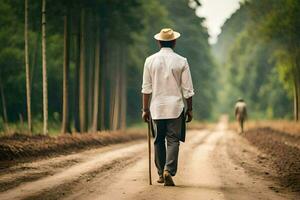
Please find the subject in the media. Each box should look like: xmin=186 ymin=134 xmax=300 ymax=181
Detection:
xmin=181 ymin=59 xmax=195 ymax=99
xmin=141 ymin=58 xmax=152 ymax=94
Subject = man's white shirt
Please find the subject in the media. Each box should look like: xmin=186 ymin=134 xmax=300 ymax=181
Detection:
xmin=142 ymin=47 xmax=194 ymax=120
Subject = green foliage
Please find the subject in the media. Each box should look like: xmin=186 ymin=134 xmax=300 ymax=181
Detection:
xmin=0 ymin=0 xmax=216 ymax=132
xmin=213 ymin=0 xmax=295 ymax=120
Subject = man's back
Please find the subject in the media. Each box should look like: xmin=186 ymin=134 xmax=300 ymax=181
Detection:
xmin=235 ymin=101 xmax=247 ymax=120
xmin=141 ymin=28 xmax=194 ymax=186
xmin=142 ymin=47 xmax=194 ymax=120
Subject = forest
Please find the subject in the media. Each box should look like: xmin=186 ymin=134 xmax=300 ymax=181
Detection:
xmin=0 ymin=0 xmax=299 ymax=135
xmin=0 ymin=1 xmax=299 ymax=198
xmin=213 ymin=0 xmax=300 ymax=120
xmin=0 ymin=0 xmax=215 ymax=135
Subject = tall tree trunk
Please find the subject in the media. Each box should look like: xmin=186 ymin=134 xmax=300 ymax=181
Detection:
xmin=92 ymin=23 xmax=100 ymax=132
xmin=87 ymin=25 xmax=94 ymax=131
xmin=79 ymin=9 xmax=86 ymax=133
xmin=296 ymin=55 xmax=300 ymax=121
xmin=24 ymin=0 xmax=32 ymax=134
xmin=297 ymin=78 xmax=300 ymax=121
xmin=103 ymin=39 xmax=111 ymax=130
xmin=293 ymin=55 xmax=300 ymax=121
xmin=0 ymin=76 xmax=8 ymax=132
xmin=112 ymin=64 xmax=120 ymax=131
xmin=112 ymin=45 xmax=124 ymax=130
xmin=73 ymin=11 xmax=80 ymax=132
xmin=295 ymin=82 xmax=300 ymax=121
xmin=61 ymin=8 xmax=71 ymax=134
xmin=120 ymin=45 xmax=127 ymax=130
xmin=109 ymin=43 xmax=116 ymax=130
xmin=99 ymin=35 xmax=107 ymax=130
xmin=88 ymin=12 xmax=96 ymax=131
xmin=298 ymin=84 xmax=300 ymax=121
xmin=295 ymin=74 xmax=299 ymax=122
xmin=294 ymin=84 xmax=298 ymax=121
xmin=100 ymin=81 xmax=105 ymax=130
xmin=42 ymin=0 xmax=48 ymax=135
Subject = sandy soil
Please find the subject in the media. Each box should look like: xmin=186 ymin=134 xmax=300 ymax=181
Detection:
xmin=0 ymin=119 xmax=298 ymax=200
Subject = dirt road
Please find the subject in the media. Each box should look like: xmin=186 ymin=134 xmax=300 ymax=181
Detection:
xmin=0 ymin=120 xmax=297 ymax=200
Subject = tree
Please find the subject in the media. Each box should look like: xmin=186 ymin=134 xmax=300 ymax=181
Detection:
xmin=0 ymin=0 xmax=218 ymax=133
xmin=0 ymin=74 xmax=8 ymax=132
xmin=92 ymin=18 xmax=100 ymax=132
xmin=24 ymin=0 xmax=32 ymax=134
xmin=61 ymin=5 xmax=71 ymax=134
xmin=120 ymin=44 xmax=127 ymax=130
xmin=73 ymin=5 xmax=81 ymax=132
xmin=213 ymin=0 xmax=294 ymax=120
xmin=79 ymin=8 xmax=86 ymax=133
xmin=42 ymin=0 xmax=48 ymax=135
xmin=247 ymin=0 xmax=300 ymax=120
xmin=260 ymin=0 xmax=300 ymax=121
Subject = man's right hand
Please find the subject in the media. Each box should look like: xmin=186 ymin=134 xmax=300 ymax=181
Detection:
xmin=186 ymin=110 xmax=193 ymax=123
xmin=142 ymin=111 xmax=150 ymax=122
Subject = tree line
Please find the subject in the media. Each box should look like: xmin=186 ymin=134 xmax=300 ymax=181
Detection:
xmin=0 ymin=0 xmax=216 ymax=134
xmin=213 ymin=0 xmax=299 ymax=121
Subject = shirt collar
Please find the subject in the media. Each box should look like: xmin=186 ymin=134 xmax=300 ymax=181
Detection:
xmin=159 ymin=47 xmax=174 ymax=52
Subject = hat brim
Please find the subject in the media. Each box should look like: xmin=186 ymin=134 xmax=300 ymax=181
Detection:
xmin=154 ymin=31 xmax=181 ymax=41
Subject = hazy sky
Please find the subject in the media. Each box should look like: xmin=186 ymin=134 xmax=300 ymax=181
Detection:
xmin=196 ymin=0 xmax=241 ymax=44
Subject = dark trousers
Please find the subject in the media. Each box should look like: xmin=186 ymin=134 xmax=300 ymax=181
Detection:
xmin=152 ymin=113 xmax=183 ymax=177
xmin=239 ymin=118 xmax=244 ymax=132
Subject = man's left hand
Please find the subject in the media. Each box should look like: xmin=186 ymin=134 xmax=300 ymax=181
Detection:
xmin=142 ymin=111 xmax=150 ymax=122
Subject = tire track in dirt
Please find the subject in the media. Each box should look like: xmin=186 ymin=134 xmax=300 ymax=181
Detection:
xmin=94 ymin=130 xmax=213 ymax=200
xmin=93 ymin=120 xmax=296 ymax=200
xmin=53 ymin=130 xmax=212 ymax=200
xmin=1 ymin=121 xmax=298 ymax=200
xmin=0 ymin=143 xmax=124 ymax=193
xmin=23 ymin=156 xmax=143 ymax=200
xmin=0 ymin=131 xmax=211 ymax=200
xmin=0 ymin=142 xmax=145 ymax=200
xmin=0 ymin=159 xmax=80 ymax=192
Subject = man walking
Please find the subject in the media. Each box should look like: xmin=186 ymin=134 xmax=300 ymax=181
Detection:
xmin=235 ymin=98 xmax=247 ymax=133
xmin=141 ymin=28 xmax=194 ymax=186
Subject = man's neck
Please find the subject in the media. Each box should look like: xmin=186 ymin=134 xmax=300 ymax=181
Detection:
xmin=160 ymin=47 xmax=174 ymax=51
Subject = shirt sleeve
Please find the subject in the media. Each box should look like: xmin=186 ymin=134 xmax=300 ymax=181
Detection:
xmin=181 ymin=59 xmax=195 ymax=99
xmin=141 ymin=58 xmax=152 ymax=94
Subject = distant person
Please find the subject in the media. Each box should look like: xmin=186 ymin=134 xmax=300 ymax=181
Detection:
xmin=235 ymin=98 xmax=247 ymax=133
xmin=141 ymin=28 xmax=194 ymax=186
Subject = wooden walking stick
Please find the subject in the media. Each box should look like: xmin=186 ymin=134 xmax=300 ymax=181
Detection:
xmin=147 ymin=120 xmax=152 ymax=185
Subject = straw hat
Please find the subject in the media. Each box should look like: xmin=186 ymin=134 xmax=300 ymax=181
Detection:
xmin=237 ymin=98 xmax=244 ymax=102
xmin=154 ymin=28 xmax=181 ymax=41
